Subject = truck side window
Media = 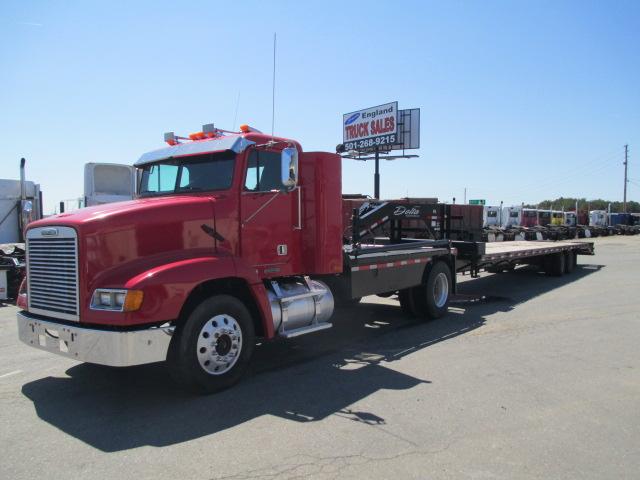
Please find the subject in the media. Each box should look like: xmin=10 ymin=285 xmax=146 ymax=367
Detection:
xmin=244 ymin=150 xmax=282 ymax=192
xmin=144 ymin=164 xmax=179 ymax=193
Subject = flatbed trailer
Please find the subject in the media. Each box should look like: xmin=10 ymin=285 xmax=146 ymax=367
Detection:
xmin=453 ymin=240 xmax=595 ymax=277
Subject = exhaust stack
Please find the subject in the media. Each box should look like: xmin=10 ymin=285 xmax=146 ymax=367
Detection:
xmin=20 ymin=158 xmax=26 ymax=201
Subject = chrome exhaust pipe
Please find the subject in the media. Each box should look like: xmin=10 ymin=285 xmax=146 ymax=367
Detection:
xmin=20 ymin=157 xmax=26 ymax=201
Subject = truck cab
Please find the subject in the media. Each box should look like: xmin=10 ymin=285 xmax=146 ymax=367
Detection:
xmin=589 ymin=210 xmax=608 ymax=227
xmin=538 ymin=210 xmax=551 ymax=226
xmin=483 ymin=205 xmax=501 ymax=227
xmin=563 ymin=211 xmax=577 ymax=227
xmin=501 ymin=206 xmax=521 ymax=228
xmin=550 ymin=211 xmax=564 ymax=226
xmin=521 ymin=208 xmax=538 ymax=228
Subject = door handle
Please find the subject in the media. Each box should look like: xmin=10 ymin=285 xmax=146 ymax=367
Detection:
xmin=294 ymin=186 xmax=302 ymax=230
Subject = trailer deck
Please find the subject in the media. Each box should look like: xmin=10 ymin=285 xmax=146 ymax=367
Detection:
xmin=454 ymin=239 xmax=594 ymax=274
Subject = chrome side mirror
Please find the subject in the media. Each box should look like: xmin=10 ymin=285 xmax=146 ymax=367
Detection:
xmin=281 ymin=147 xmax=298 ymax=191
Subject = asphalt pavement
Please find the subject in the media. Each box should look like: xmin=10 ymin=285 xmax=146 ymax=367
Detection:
xmin=1 ymin=236 xmax=638 ymax=479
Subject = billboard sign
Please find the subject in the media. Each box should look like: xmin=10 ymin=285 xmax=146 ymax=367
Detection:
xmin=343 ymin=102 xmax=398 ymax=151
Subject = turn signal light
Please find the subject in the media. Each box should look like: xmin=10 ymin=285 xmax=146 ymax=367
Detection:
xmin=123 ymin=290 xmax=144 ymax=312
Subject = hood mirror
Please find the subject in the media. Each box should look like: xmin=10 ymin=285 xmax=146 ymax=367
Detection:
xmin=281 ymin=147 xmax=298 ymax=191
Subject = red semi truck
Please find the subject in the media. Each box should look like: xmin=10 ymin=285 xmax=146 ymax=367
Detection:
xmin=16 ymin=124 xmax=593 ymax=393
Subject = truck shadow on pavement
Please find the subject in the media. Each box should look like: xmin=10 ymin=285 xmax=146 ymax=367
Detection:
xmin=21 ymin=263 xmax=602 ymax=452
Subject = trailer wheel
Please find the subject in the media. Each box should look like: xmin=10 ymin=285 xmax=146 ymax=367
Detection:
xmin=167 ymin=294 xmax=255 ymax=394
xmin=544 ymin=253 xmax=565 ymax=277
xmin=564 ymin=251 xmax=577 ymax=274
xmin=423 ymin=262 xmax=452 ymax=318
xmin=407 ymin=261 xmax=452 ymax=320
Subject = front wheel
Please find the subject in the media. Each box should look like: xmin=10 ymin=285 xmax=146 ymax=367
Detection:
xmin=167 ymin=294 xmax=255 ymax=394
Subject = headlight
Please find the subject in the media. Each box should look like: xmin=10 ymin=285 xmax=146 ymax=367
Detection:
xmin=91 ymin=289 xmax=144 ymax=312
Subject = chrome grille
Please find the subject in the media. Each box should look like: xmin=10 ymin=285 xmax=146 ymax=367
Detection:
xmin=27 ymin=226 xmax=79 ymax=321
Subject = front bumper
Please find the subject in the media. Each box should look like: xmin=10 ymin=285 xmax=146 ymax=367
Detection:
xmin=17 ymin=311 xmax=173 ymax=367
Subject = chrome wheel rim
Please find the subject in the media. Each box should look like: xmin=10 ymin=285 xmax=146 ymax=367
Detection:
xmin=196 ymin=314 xmax=242 ymax=375
xmin=433 ymin=272 xmax=449 ymax=308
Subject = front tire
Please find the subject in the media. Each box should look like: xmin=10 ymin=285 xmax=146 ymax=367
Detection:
xmin=168 ymin=295 xmax=255 ymax=394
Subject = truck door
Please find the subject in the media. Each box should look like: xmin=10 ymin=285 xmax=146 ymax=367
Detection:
xmin=240 ymin=148 xmax=299 ymax=277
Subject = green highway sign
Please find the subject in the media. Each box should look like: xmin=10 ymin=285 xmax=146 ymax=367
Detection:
xmin=469 ymin=199 xmax=486 ymax=205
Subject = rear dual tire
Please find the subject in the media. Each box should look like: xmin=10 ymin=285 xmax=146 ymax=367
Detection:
xmin=399 ymin=261 xmax=452 ymax=320
xmin=544 ymin=251 xmax=576 ymax=276
xmin=564 ymin=250 xmax=577 ymax=274
xmin=544 ymin=253 xmax=565 ymax=276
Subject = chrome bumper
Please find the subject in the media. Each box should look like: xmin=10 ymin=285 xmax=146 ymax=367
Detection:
xmin=17 ymin=311 xmax=173 ymax=367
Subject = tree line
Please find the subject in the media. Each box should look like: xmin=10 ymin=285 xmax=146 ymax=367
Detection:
xmin=522 ymin=197 xmax=640 ymax=212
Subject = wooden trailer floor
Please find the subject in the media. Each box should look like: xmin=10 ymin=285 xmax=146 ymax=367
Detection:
xmin=481 ymin=240 xmax=593 ymax=261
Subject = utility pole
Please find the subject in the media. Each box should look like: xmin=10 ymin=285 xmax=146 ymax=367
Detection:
xmin=463 ymin=187 xmax=467 ymax=204
xmin=623 ymin=144 xmax=628 ymax=213
xmin=374 ymin=148 xmax=380 ymax=199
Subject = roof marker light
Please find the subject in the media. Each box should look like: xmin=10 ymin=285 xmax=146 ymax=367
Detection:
xmin=189 ymin=132 xmax=206 ymax=141
xmin=239 ymin=124 xmax=263 ymax=134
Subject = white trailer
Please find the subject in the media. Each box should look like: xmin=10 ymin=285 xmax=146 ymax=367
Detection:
xmin=0 ymin=160 xmax=42 ymax=243
xmin=84 ymin=163 xmax=136 ymax=207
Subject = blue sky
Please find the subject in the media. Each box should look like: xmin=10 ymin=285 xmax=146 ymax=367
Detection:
xmin=1 ymin=0 xmax=639 ymax=213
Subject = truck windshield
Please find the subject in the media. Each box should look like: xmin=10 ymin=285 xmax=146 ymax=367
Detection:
xmin=139 ymin=151 xmax=235 ymax=196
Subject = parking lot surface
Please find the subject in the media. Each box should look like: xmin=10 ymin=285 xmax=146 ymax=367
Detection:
xmin=1 ymin=236 xmax=639 ymax=479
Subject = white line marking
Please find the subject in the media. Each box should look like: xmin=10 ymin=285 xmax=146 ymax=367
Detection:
xmin=0 ymin=370 xmax=22 ymax=379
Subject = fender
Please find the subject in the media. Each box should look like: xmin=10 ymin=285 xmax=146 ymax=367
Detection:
xmin=85 ymin=256 xmax=274 ymax=331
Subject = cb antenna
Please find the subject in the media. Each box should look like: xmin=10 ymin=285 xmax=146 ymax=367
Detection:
xmin=232 ymin=91 xmax=240 ymax=131
xmin=271 ymin=32 xmax=276 ymax=142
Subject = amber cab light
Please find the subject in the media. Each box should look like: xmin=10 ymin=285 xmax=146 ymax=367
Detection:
xmin=123 ymin=290 xmax=144 ymax=312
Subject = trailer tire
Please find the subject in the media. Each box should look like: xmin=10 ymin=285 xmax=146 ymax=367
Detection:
xmin=408 ymin=261 xmax=452 ymax=320
xmin=544 ymin=253 xmax=565 ymax=277
xmin=398 ymin=288 xmax=419 ymax=317
xmin=564 ymin=251 xmax=577 ymax=274
xmin=423 ymin=261 xmax=452 ymax=319
xmin=167 ymin=294 xmax=255 ymax=394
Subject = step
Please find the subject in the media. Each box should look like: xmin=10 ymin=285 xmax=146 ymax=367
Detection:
xmin=281 ymin=322 xmax=333 ymax=339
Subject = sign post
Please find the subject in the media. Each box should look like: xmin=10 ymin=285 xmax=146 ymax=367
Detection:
xmin=339 ymin=102 xmax=420 ymax=199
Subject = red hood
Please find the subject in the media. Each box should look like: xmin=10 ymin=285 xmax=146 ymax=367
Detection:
xmin=27 ymin=195 xmax=218 ymax=315
xmin=30 ymin=195 xmax=214 ymax=228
